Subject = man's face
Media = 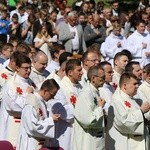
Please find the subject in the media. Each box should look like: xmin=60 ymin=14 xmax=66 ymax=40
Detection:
xmin=112 ymin=2 xmax=119 ymax=11
xmin=92 ymin=17 xmax=100 ymax=28
xmin=41 ymin=13 xmax=47 ymax=22
xmin=3 ymin=48 xmax=13 ymax=59
xmin=94 ymin=69 xmax=105 ymax=88
xmin=79 ymin=15 xmax=86 ymax=25
xmin=142 ymin=69 xmax=147 ymax=81
xmin=136 ymin=23 xmax=145 ymax=34
xmin=33 ymin=56 xmax=48 ymax=73
xmin=115 ymin=55 xmax=128 ymax=70
xmin=103 ymin=64 xmax=113 ymax=83
xmin=51 ymin=12 xmax=57 ymax=22
xmin=82 ymin=3 xmax=89 ymax=13
xmin=17 ymin=63 xmax=31 ymax=79
xmin=113 ymin=28 xmax=121 ymax=36
xmin=68 ymin=16 xmax=77 ymax=27
xmin=69 ymin=65 xmax=83 ymax=83
xmin=132 ymin=64 xmax=142 ymax=80
xmin=124 ymin=78 xmax=139 ymax=97
xmin=85 ymin=52 xmax=101 ymax=69
xmin=44 ymin=87 xmax=58 ymax=101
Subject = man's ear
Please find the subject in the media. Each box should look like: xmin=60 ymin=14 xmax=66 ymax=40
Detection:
xmin=68 ymin=70 xmax=73 ymax=77
xmin=16 ymin=66 xmax=19 ymax=72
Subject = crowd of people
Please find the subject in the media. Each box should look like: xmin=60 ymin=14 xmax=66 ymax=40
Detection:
xmin=0 ymin=0 xmax=150 ymax=150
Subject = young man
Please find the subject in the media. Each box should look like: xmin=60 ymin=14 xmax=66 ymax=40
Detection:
xmin=0 ymin=51 xmax=21 ymax=101
xmin=16 ymin=79 xmax=60 ymax=150
xmin=0 ymin=43 xmax=13 ymax=65
xmin=73 ymin=65 xmax=106 ymax=150
xmin=49 ymin=59 xmax=83 ymax=150
xmin=106 ymin=73 xmax=150 ymax=150
xmin=99 ymin=61 xmax=114 ymax=113
xmin=0 ymin=54 xmax=35 ymax=148
xmin=112 ymin=52 xmax=129 ymax=88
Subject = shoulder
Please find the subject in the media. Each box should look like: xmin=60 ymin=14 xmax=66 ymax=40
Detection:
xmin=25 ymin=93 xmax=38 ymax=107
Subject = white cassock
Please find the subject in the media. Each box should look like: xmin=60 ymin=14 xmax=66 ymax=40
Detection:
xmin=127 ymin=30 xmax=150 ymax=68
xmin=101 ymin=33 xmax=127 ymax=66
xmin=45 ymin=70 xmax=61 ymax=84
xmin=29 ymin=67 xmax=45 ymax=88
xmin=106 ymin=90 xmax=149 ymax=150
xmin=16 ymin=92 xmax=54 ymax=150
xmin=73 ymin=83 xmax=105 ymax=150
xmin=99 ymin=83 xmax=115 ymax=114
xmin=0 ymin=66 xmax=14 ymax=101
xmin=137 ymin=80 xmax=150 ymax=102
xmin=0 ymin=73 xmax=35 ymax=147
xmin=79 ymin=67 xmax=88 ymax=87
xmin=112 ymin=69 xmax=121 ymax=87
xmin=137 ymin=80 xmax=150 ymax=120
xmin=46 ymin=60 xmax=60 ymax=73
xmin=48 ymin=76 xmax=82 ymax=150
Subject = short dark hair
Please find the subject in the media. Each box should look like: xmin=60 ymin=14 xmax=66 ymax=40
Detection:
xmin=119 ymin=73 xmax=137 ymax=88
xmin=16 ymin=42 xmax=31 ymax=55
xmin=10 ymin=51 xmax=22 ymax=62
xmin=143 ymin=63 xmax=150 ymax=74
xmin=114 ymin=51 xmax=129 ymax=66
xmin=98 ymin=61 xmax=111 ymax=69
xmin=87 ymin=65 xmax=104 ymax=81
xmin=59 ymin=52 xmax=73 ymax=66
xmin=65 ymin=59 xmax=81 ymax=75
xmin=50 ymin=44 xmax=65 ymax=59
xmin=125 ymin=61 xmax=140 ymax=74
xmin=16 ymin=53 xmax=31 ymax=67
xmin=40 ymin=79 xmax=59 ymax=91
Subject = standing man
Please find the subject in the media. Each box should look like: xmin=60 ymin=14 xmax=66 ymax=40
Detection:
xmin=125 ymin=61 xmax=142 ymax=83
xmin=84 ymin=14 xmax=106 ymax=48
xmin=101 ymin=23 xmax=127 ymax=66
xmin=16 ymin=79 xmax=60 ymax=150
xmin=106 ymin=73 xmax=150 ymax=150
xmin=30 ymin=51 xmax=49 ymax=87
xmin=138 ymin=63 xmax=150 ymax=101
xmin=73 ymin=65 xmax=106 ymax=150
xmin=112 ymin=52 xmax=129 ymax=88
xmin=0 ymin=10 xmax=10 ymax=43
xmin=0 ymin=51 xmax=21 ymax=101
xmin=99 ymin=61 xmax=115 ymax=114
xmin=0 ymin=54 xmax=34 ymax=148
xmin=58 ymin=10 xmax=87 ymax=54
xmin=49 ymin=59 xmax=83 ymax=150
xmin=80 ymin=47 xmax=101 ymax=87
xmin=127 ymin=20 xmax=150 ymax=68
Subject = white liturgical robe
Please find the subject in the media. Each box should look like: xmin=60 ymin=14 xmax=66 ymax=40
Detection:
xmin=16 ymin=92 xmax=54 ymax=150
xmin=106 ymin=90 xmax=149 ymax=150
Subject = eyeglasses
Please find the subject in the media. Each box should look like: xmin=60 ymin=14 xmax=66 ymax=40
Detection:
xmin=87 ymin=59 xmax=101 ymax=63
xmin=20 ymin=66 xmax=31 ymax=71
xmin=106 ymin=71 xmax=114 ymax=74
xmin=94 ymin=75 xmax=105 ymax=81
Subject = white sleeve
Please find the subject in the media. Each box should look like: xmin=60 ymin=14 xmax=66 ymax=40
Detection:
xmin=22 ymin=105 xmax=54 ymax=138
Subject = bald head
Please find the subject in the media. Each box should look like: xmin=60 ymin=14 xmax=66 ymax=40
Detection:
xmin=32 ymin=51 xmax=48 ymax=73
xmin=92 ymin=14 xmax=100 ymax=28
